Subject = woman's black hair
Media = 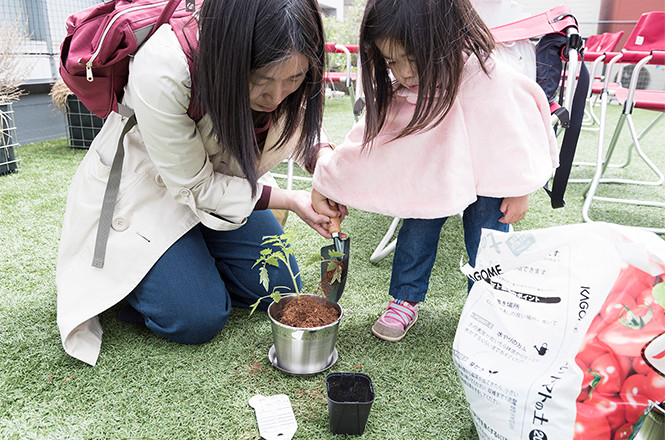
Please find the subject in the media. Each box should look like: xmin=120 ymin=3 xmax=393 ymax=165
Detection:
xmin=195 ymin=0 xmax=325 ymax=195
xmin=360 ymin=0 xmax=495 ymax=149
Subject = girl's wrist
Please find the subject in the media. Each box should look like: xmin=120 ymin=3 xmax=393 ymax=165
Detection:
xmin=305 ymin=143 xmax=335 ymax=173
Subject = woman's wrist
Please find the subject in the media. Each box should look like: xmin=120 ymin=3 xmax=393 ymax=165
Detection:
xmin=253 ymin=185 xmax=272 ymax=210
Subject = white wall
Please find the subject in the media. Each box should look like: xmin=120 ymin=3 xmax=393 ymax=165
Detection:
xmin=472 ymin=1 xmax=602 ymax=38
xmin=319 ymin=0 xmax=345 ymax=20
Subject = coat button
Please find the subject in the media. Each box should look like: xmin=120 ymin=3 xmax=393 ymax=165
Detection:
xmin=154 ymin=174 xmax=165 ymax=187
xmin=112 ymin=217 xmax=128 ymax=232
xmin=179 ymin=188 xmax=192 ymax=198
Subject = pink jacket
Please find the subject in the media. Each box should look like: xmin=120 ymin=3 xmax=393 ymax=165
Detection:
xmin=313 ymin=55 xmax=559 ymax=219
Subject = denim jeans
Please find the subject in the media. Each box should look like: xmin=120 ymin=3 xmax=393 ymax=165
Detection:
xmin=389 ymin=196 xmax=509 ymax=302
xmin=124 ymin=210 xmax=300 ymax=344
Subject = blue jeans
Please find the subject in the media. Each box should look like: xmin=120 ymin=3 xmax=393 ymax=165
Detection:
xmin=124 ymin=210 xmax=300 ymax=344
xmin=389 ymin=196 xmax=509 ymax=302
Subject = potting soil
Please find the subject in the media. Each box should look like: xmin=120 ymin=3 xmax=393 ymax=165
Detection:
xmin=277 ymin=296 xmax=340 ymax=328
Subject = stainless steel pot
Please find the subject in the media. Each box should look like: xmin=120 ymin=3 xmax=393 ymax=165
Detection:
xmin=268 ymin=294 xmax=343 ymax=375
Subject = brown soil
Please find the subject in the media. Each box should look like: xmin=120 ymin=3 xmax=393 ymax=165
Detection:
xmin=277 ymin=295 xmax=340 ymax=328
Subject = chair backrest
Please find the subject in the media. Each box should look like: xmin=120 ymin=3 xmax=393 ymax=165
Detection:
xmin=598 ymin=31 xmax=625 ymax=52
xmin=623 ymin=11 xmax=665 ymax=52
xmin=585 ymin=34 xmax=603 ymax=52
xmin=585 ymin=31 xmax=624 ymax=54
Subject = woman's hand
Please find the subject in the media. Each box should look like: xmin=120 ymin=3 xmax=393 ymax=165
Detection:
xmin=268 ymin=187 xmax=336 ymax=237
xmin=499 ymin=194 xmax=529 ymax=224
xmin=289 ymin=189 xmax=335 ymax=237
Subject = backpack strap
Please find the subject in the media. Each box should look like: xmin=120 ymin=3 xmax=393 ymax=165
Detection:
xmin=91 ymin=3 xmax=201 ymax=268
xmin=92 ymin=112 xmax=137 ymax=268
xmin=171 ymin=14 xmax=202 ymax=120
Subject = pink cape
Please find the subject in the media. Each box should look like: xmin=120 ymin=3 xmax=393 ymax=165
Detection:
xmin=313 ymin=56 xmax=559 ymax=219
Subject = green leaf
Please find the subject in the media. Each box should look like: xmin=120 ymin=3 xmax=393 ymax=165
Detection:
xmin=260 ymin=248 xmax=272 ymax=256
xmin=266 ymin=255 xmax=280 ymax=267
xmin=328 ymin=250 xmax=344 ymax=258
xmin=259 ymin=266 xmax=270 ymax=292
xmin=330 ymin=267 xmax=342 ymax=285
xmin=282 ymin=246 xmax=294 ymax=258
xmin=653 ymin=281 xmax=665 ymax=309
xmin=249 ymin=299 xmax=261 ymax=316
xmin=307 ymin=253 xmax=321 ymax=265
xmin=261 ymin=236 xmax=280 ymax=245
xmin=275 ymin=253 xmax=289 ymax=265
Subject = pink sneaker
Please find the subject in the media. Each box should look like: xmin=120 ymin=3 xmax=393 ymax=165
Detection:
xmin=371 ymin=299 xmax=418 ymax=342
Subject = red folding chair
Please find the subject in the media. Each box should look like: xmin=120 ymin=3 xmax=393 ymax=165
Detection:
xmin=584 ymin=34 xmax=604 ymax=53
xmin=581 ymin=31 xmax=625 ymax=128
xmin=324 ymin=43 xmax=359 ymax=106
xmin=582 ymin=11 xmax=665 ymax=233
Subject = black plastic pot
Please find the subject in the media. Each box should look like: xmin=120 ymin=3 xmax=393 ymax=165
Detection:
xmin=326 ymin=372 xmax=375 ymax=435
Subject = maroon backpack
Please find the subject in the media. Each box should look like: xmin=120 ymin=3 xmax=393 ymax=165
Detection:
xmin=59 ymin=0 xmax=203 ymax=268
xmin=59 ymin=0 xmax=201 ymax=120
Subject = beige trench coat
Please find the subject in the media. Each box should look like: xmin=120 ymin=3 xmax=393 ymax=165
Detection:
xmin=56 ymin=26 xmax=312 ymax=365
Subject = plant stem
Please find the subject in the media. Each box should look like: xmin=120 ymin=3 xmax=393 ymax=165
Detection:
xmin=286 ymin=259 xmax=300 ymax=297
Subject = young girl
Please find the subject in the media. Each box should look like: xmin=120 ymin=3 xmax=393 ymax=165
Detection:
xmin=312 ymin=0 xmax=558 ymax=342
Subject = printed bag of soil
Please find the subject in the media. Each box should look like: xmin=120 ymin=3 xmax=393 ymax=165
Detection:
xmin=453 ymin=222 xmax=665 ymax=440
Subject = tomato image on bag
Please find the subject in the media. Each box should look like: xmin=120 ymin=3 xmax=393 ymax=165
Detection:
xmin=453 ymin=223 xmax=665 ymax=440
xmin=574 ymin=266 xmax=665 ymax=439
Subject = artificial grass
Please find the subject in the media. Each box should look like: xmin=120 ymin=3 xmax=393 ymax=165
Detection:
xmin=0 ymin=96 xmax=663 ymax=439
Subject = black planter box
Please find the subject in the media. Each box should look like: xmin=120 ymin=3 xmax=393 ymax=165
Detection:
xmin=326 ymin=372 xmax=375 ymax=435
xmin=66 ymin=95 xmax=105 ymax=149
xmin=1 ymin=103 xmax=20 ymax=175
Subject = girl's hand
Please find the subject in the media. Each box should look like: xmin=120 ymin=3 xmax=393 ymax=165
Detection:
xmin=311 ymin=189 xmax=348 ymax=221
xmin=499 ymin=194 xmax=529 ymax=224
xmin=268 ymin=187 xmax=329 ymax=236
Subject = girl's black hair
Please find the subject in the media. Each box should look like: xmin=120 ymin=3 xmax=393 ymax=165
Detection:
xmin=195 ymin=0 xmax=325 ymax=195
xmin=360 ymin=0 xmax=495 ymax=149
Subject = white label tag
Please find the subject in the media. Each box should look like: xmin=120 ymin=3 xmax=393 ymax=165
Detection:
xmin=249 ymin=395 xmax=298 ymax=440
xmin=635 ymin=35 xmax=645 ymax=45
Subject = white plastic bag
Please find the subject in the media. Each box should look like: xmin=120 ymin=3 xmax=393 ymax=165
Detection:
xmin=453 ymin=222 xmax=665 ymax=440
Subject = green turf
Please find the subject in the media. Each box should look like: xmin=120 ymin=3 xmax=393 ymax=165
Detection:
xmin=0 ymin=96 xmax=663 ymax=439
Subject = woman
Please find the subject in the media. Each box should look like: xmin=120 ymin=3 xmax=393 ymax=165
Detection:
xmin=57 ymin=0 xmax=333 ymax=365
